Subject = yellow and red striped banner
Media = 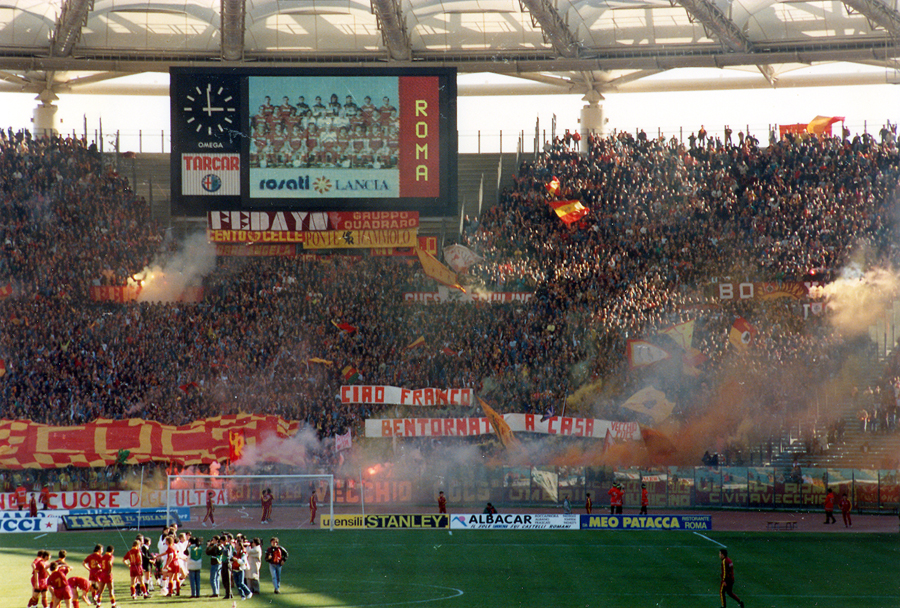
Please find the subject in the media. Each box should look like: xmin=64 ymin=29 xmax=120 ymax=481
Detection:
xmin=0 ymin=415 xmax=302 ymax=469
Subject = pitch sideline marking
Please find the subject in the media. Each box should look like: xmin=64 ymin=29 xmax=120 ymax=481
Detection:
xmin=692 ymin=531 xmax=726 ymax=548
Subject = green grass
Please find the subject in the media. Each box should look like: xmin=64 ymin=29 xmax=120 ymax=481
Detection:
xmin=3 ymin=527 xmax=899 ymax=607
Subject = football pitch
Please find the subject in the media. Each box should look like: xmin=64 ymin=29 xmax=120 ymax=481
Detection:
xmin=3 ymin=527 xmax=899 ymax=608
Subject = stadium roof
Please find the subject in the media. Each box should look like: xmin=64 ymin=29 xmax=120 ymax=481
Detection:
xmin=0 ymin=0 xmax=898 ymax=101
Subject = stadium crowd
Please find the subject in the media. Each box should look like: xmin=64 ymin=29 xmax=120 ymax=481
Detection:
xmin=2 ymin=123 xmax=900 ymax=468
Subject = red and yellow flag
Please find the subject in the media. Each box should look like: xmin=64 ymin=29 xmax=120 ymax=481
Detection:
xmin=415 ymin=247 xmax=465 ymax=292
xmin=405 ymin=336 xmax=426 ymax=350
xmin=549 ymin=200 xmax=588 ymax=225
xmin=806 ymin=116 xmax=844 ymax=135
xmin=0 ymin=415 xmax=294 ymax=469
xmin=477 ymin=397 xmax=519 ymax=448
xmin=545 ymin=176 xmax=560 ymax=196
xmin=729 ymin=317 xmax=757 ymax=351
xmin=0 ymin=282 xmax=12 ymax=299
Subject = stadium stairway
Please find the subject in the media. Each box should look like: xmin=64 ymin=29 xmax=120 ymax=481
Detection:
xmin=772 ymin=347 xmax=900 ymax=470
xmin=117 ymin=153 xmax=172 ymax=225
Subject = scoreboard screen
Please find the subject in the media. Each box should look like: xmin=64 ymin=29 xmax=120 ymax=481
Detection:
xmin=170 ymin=67 xmax=457 ymax=217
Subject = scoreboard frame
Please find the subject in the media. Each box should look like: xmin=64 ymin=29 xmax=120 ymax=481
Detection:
xmin=170 ymin=66 xmax=457 ymax=218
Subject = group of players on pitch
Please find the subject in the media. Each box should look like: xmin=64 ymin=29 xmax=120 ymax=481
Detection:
xmin=26 ymin=523 xmax=275 ymax=608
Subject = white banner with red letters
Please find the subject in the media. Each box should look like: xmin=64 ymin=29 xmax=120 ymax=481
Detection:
xmin=341 ymin=385 xmax=473 ymax=406
xmin=0 ymin=489 xmax=229 ymax=511
xmin=365 ymin=414 xmax=641 ymax=440
xmin=209 ymin=210 xmax=418 ymax=232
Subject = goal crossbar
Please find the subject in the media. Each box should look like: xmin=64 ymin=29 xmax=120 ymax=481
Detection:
xmin=166 ymin=473 xmax=335 ymax=531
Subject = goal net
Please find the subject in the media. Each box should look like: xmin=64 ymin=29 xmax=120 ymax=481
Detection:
xmin=166 ymin=474 xmax=334 ymax=531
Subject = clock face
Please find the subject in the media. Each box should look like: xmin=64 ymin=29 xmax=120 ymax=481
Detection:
xmin=181 ymin=80 xmax=238 ymax=139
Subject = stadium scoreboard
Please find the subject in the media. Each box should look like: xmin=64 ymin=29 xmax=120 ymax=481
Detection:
xmin=170 ymin=66 xmax=457 ymax=218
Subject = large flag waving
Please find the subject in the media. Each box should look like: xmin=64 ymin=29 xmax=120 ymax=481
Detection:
xmin=477 ymin=397 xmax=519 ymax=448
xmin=545 ymin=176 xmax=560 ymax=196
xmin=549 ymin=200 xmax=589 ymax=225
xmin=806 ymin=116 xmax=844 ymax=135
xmin=729 ymin=317 xmax=757 ymax=351
xmin=626 ymin=340 xmax=671 ymax=369
xmin=660 ymin=320 xmax=694 ymax=352
xmin=334 ymin=430 xmax=352 ymax=452
xmin=443 ymin=244 xmax=484 ymax=274
xmin=620 ymin=387 xmax=675 ymax=425
xmin=416 ymin=247 xmax=465 ymax=292
xmin=405 ymin=336 xmax=426 ymax=350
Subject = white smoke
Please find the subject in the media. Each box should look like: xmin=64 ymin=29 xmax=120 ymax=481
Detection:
xmin=130 ymin=232 xmax=216 ymax=303
xmin=816 ymin=263 xmax=900 ymax=337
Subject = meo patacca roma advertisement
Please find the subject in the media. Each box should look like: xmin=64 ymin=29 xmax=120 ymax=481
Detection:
xmin=171 ymin=67 xmax=456 ymax=217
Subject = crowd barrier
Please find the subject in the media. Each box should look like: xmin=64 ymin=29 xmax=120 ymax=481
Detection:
xmin=3 ymin=465 xmax=898 ymax=512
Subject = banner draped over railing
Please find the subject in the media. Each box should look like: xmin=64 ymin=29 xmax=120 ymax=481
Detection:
xmin=0 ymin=415 xmax=300 ymax=469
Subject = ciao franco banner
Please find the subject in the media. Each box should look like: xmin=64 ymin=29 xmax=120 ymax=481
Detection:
xmin=450 ymin=513 xmax=580 ymax=530
xmin=365 ymin=414 xmax=641 ymax=441
xmin=581 ymin=515 xmax=712 ymax=531
xmin=320 ymin=514 xmax=448 ymax=530
xmin=0 ymin=517 xmax=59 ymax=533
xmin=63 ymin=507 xmax=191 ymax=531
xmin=341 ymin=386 xmax=473 ymax=406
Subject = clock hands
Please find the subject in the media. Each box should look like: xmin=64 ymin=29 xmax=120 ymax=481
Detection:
xmin=203 ymin=83 xmax=224 ymax=116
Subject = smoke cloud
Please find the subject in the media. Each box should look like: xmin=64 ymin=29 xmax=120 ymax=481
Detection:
xmin=816 ymin=263 xmax=900 ymax=337
xmin=129 ymin=231 xmax=217 ymax=303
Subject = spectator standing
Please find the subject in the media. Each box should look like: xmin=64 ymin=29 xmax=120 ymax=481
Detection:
xmin=246 ymin=538 xmax=262 ymax=594
xmin=230 ymin=539 xmax=252 ymax=600
xmin=220 ymin=534 xmax=234 ymax=599
xmin=264 ymin=537 xmax=288 ymax=594
xmin=186 ymin=536 xmax=204 ymax=598
xmin=205 ymin=536 xmax=222 ymax=598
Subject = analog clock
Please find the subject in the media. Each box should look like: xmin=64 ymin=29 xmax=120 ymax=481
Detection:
xmin=181 ymin=80 xmax=238 ymax=139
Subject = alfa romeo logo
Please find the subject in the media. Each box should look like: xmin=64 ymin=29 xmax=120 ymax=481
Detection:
xmin=201 ymin=174 xmax=222 ymax=193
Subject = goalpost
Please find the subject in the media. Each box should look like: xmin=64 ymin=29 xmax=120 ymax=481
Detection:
xmin=166 ymin=474 xmax=335 ymax=531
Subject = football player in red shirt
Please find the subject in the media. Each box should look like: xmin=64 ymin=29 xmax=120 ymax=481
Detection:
xmin=123 ymin=539 xmax=148 ymax=599
xmin=308 ymin=484 xmax=318 ymax=525
xmin=96 ymin=545 xmax=117 ymax=608
xmin=67 ymin=576 xmax=98 ymax=608
xmin=719 ymin=549 xmax=745 ymax=608
xmin=47 ymin=562 xmax=73 ymax=608
xmin=28 ymin=550 xmax=50 ymax=608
